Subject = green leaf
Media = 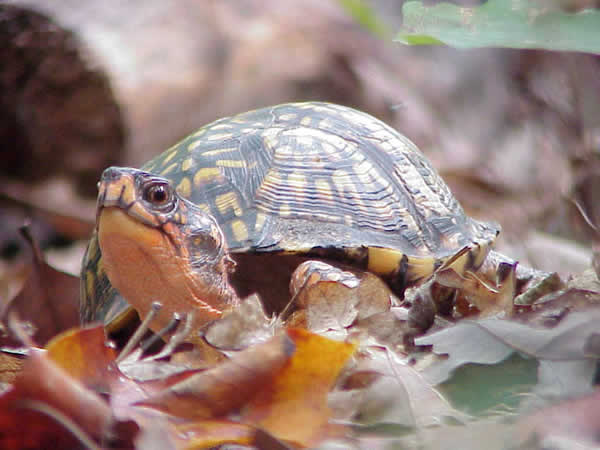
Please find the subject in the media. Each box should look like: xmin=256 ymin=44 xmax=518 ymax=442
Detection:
xmin=396 ymin=0 xmax=600 ymax=54
xmin=338 ymin=0 xmax=391 ymax=38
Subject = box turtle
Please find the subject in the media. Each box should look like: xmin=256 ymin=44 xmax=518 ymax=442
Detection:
xmin=80 ymin=102 xmax=499 ymax=331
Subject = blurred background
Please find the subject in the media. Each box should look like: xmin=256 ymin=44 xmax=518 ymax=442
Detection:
xmin=0 ymin=0 xmax=598 ymax=277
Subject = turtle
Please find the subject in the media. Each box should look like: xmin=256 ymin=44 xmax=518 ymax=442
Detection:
xmin=80 ymin=102 xmax=500 ymax=332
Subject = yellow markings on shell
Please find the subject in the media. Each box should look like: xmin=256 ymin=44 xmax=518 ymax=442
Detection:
xmin=300 ymin=116 xmax=312 ymax=126
xmin=193 ymin=167 xmax=221 ymax=186
xmin=181 ymin=158 xmax=193 ymax=172
xmin=315 ymin=179 xmax=333 ymax=201
xmin=255 ymin=212 xmax=266 ymax=231
xmin=215 ymin=159 xmax=247 ymax=168
xmin=176 ymin=177 xmax=191 ymax=197
xmin=231 ymin=219 xmax=249 ymax=242
xmin=367 ymin=247 xmax=405 ymax=275
xmin=215 ymin=192 xmax=243 ymax=216
xmin=196 ymin=203 xmax=210 ymax=213
xmin=85 ymin=270 xmax=96 ymax=301
xmin=162 ymin=150 xmax=178 ymax=166
xmin=206 ymin=132 xmax=233 ymax=141
xmin=85 ymin=236 xmax=99 ymax=260
xmin=261 ymin=168 xmax=285 ymax=189
xmin=202 ymin=147 xmax=238 ymax=157
xmin=161 ymin=162 xmax=178 ymax=176
xmin=288 ymin=172 xmax=307 ymax=203
xmin=191 ymin=128 xmax=207 ymax=138
xmin=279 ymin=203 xmax=291 ymax=217
xmin=287 ymin=172 xmax=306 ymax=189
xmin=173 ymin=212 xmax=186 ymax=225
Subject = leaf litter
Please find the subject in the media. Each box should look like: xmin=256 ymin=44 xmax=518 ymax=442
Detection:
xmin=1 ymin=220 xmax=600 ymax=448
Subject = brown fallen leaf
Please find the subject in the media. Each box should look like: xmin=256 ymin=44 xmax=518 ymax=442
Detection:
xmin=0 ymin=226 xmax=79 ymax=347
xmin=138 ymin=328 xmax=355 ymax=448
xmin=341 ymin=346 xmax=466 ymax=428
xmin=435 ymin=264 xmax=516 ymax=317
xmin=138 ymin=331 xmax=295 ymax=419
xmin=290 ymin=262 xmax=392 ymax=338
xmin=518 ymin=387 xmax=600 ymax=448
xmin=241 ymin=328 xmax=356 ymax=447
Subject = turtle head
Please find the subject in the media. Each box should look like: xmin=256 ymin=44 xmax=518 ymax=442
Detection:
xmin=96 ymin=167 xmax=238 ymax=333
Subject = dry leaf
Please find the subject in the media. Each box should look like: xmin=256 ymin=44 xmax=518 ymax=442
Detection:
xmin=1 ymin=347 xmax=113 ymax=442
xmin=174 ymin=420 xmax=255 ymax=449
xmin=204 ymin=293 xmax=276 ymax=350
xmin=343 ymin=346 xmax=466 ymax=428
xmin=139 ymin=332 xmax=294 ymax=419
xmin=0 ymin=226 xmax=79 ymax=347
xmin=45 ymin=324 xmax=117 ymax=392
xmin=241 ymin=328 xmax=356 ymax=447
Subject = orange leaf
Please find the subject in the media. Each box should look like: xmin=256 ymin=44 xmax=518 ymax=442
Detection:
xmin=242 ymin=328 xmax=356 ymax=447
xmin=138 ymin=332 xmax=294 ymax=419
xmin=45 ymin=324 xmax=117 ymax=392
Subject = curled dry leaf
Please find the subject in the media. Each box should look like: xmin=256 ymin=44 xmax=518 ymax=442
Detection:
xmin=204 ymin=293 xmax=276 ymax=351
xmin=240 ymin=328 xmax=356 ymax=447
xmin=416 ymin=309 xmax=600 ymax=385
xmin=139 ymin=328 xmax=355 ymax=448
xmin=138 ymin=331 xmax=295 ymax=419
xmin=434 ymin=263 xmax=516 ymax=318
xmin=0 ymin=226 xmax=79 ymax=347
xmin=340 ymin=346 xmax=466 ymax=428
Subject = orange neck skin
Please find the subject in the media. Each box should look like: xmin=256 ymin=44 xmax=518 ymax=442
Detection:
xmin=98 ymin=208 xmax=238 ymax=333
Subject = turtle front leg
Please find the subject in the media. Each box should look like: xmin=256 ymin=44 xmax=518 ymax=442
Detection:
xmin=285 ymin=260 xmax=397 ymax=333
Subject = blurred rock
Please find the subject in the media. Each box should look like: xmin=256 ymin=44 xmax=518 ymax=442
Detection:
xmin=0 ymin=4 xmax=124 ymax=196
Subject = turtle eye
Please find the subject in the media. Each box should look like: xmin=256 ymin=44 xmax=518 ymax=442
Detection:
xmin=143 ymin=182 xmax=174 ymax=210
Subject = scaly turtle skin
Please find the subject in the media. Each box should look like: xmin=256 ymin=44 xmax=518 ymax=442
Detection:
xmin=81 ymin=102 xmax=499 ymax=330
